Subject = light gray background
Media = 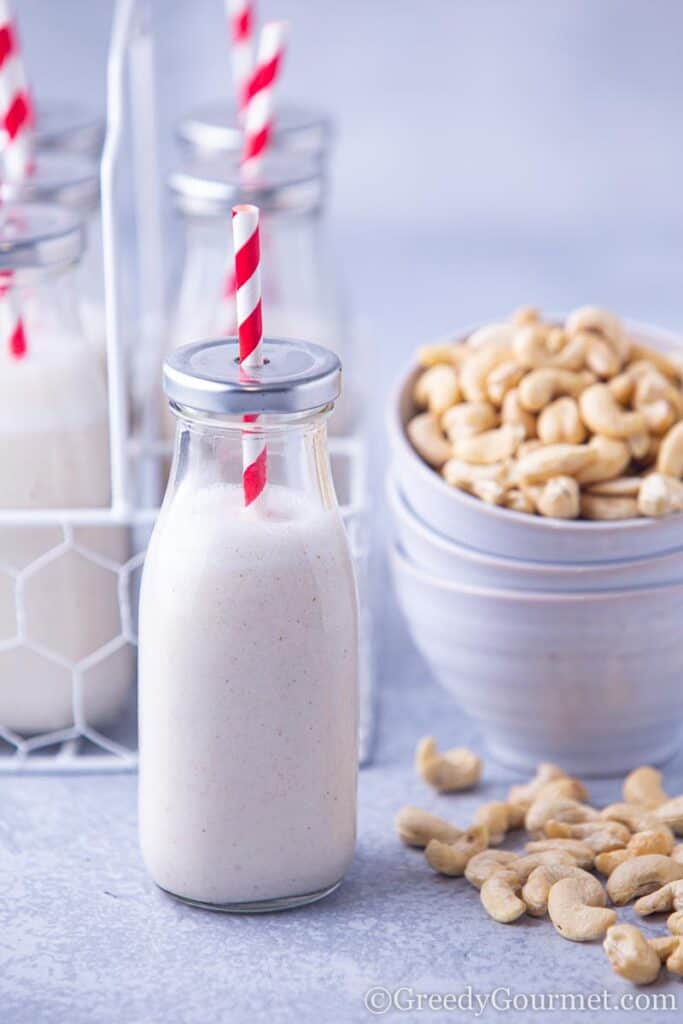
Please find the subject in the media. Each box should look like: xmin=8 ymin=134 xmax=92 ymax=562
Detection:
xmin=3 ymin=2 xmax=683 ymax=1022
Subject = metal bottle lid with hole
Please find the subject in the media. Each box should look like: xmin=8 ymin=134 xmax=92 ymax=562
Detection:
xmin=0 ymin=203 xmax=85 ymax=270
xmin=0 ymin=151 xmax=100 ymax=215
xmin=176 ymin=101 xmax=332 ymax=162
xmin=35 ymin=100 xmax=106 ymax=160
xmin=169 ymin=150 xmax=325 ymax=218
xmin=164 ymin=338 xmax=341 ymax=416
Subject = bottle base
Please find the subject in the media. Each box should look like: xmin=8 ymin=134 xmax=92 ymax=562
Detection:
xmin=157 ymin=878 xmax=342 ymax=914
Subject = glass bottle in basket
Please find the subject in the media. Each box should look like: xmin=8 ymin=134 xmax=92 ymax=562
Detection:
xmin=165 ymin=151 xmax=359 ymax=437
xmin=139 ymin=335 xmax=359 ymax=911
xmin=0 ymin=202 xmax=133 ymax=736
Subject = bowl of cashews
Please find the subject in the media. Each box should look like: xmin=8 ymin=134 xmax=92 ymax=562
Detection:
xmin=388 ymin=307 xmax=683 ymax=562
xmin=387 ymin=307 xmax=683 ymax=773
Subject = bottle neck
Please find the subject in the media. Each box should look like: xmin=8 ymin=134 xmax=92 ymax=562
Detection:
xmin=167 ymin=405 xmax=339 ymax=512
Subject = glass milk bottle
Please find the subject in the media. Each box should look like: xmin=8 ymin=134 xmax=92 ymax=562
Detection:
xmin=0 ymin=150 xmax=106 ymax=357
xmin=167 ymin=153 xmax=358 ymax=436
xmin=176 ymin=102 xmax=331 ymax=162
xmin=139 ymin=338 xmax=359 ymax=911
xmin=0 ymin=203 xmax=132 ymax=733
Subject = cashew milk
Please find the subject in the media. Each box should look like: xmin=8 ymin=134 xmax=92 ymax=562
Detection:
xmin=139 ymin=481 xmax=358 ymax=907
xmin=0 ymin=337 xmax=131 ymax=733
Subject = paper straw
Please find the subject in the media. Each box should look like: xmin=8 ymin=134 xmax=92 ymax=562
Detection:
xmin=232 ymin=203 xmax=266 ymax=505
xmin=225 ymin=0 xmax=255 ymax=116
xmin=241 ymin=20 xmax=287 ymax=177
xmin=0 ymin=270 xmax=27 ymax=359
xmin=0 ymin=0 xmax=33 ymax=181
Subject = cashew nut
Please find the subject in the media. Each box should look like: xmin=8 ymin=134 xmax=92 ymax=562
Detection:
xmin=537 ymin=396 xmax=586 ymax=445
xmin=585 ymin=335 xmax=622 ymax=379
xmin=673 ymin=845 xmax=683 ymax=865
xmin=594 ymin=849 xmax=631 ymax=877
xmin=623 ymin=766 xmax=668 ymax=810
xmin=586 ymin=475 xmax=641 ymax=497
xmin=501 ymin=388 xmax=537 ymax=438
xmin=566 ymin=306 xmax=630 ymax=362
xmin=395 ymin=806 xmax=463 ymax=848
xmin=467 ymin=323 xmax=515 ymax=350
xmin=641 ymin=399 xmax=677 ymax=436
xmin=655 ymin=796 xmax=683 ymax=835
xmin=544 ymin=819 xmax=630 ymax=854
xmin=649 ymin=935 xmax=680 ymax=962
xmin=510 ymin=306 xmax=540 ymax=327
xmin=604 ymin=924 xmax=662 ymax=985
xmin=601 ymin=802 xmax=668 ymax=834
xmin=442 ymin=458 xmax=511 ymax=492
xmin=407 ymin=413 xmax=453 ymax=469
xmin=574 ymin=434 xmax=631 ymax=485
xmin=464 ymin=849 xmax=520 ymax=889
xmin=607 ymin=854 xmax=683 ymax=905
xmin=417 ymin=341 xmax=465 ymax=369
xmin=425 ymin=825 xmax=489 ymax=876
xmin=547 ymin=873 xmax=616 ymax=942
xmin=452 ymin=423 xmax=525 ymax=465
xmin=414 ymin=364 xmax=460 ymax=416
xmin=634 ymin=878 xmax=683 ymax=916
xmin=628 ymin=430 xmax=651 ymax=460
xmin=480 ymin=868 xmax=527 ymax=923
xmin=579 ymin=383 xmax=646 ymax=439
xmin=656 ymin=421 xmax=683 ymax=478
xmin=515 ymin=443 xmax=597 ymax=485
xmin=638 ymin=472 xmax=683 ymax=517
xmin=487 ymin=359 xmax=525 ymax=405
xmin=518 ymin=368 xmax=595 ymax=413
xmin=628 ymin=828 xmax=675 ymax=857
xmin=525 ymin=839 xmax=595 ymax=870
xmin=513 ymin=325 xmax=587 ymax=371
xmin=525 ymin=795 xmax=600 ymax=835
xmin=507 ymin=763 xmax=570 ymax=811
xmin=630 ymin=341 xmax=683 ymax=381
xmin=666 ymin=940 xmax=683 ymax=975
xmin=503 ymin=488 xmax=536 ymax=513
xmin=460 ymin=345 xmax=513 ymax=402
xmin=474 ymin=801 xmax=524 ymax=845
xmin=580 ymin=493 xmax=639 ymax=520
xmin=442 ymin=401 xmax=498 ymax=441
xmin=522 ymin=863 xmax=590 ymax=917
xmin=536 ymin=476 xmax=580 ymax=519
xmin=414 ymin=737 xmax=481 ymax=793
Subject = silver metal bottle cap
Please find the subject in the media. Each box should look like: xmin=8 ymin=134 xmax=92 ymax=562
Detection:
xmin=169 ymin=151 xmax=324 ymax=217
xmin=0 ymin=151 xmax=100 ymax=214
xmin=35 ymin=100 xmax=106 ymax=159
xmin=176 ymin=100 xmax=332 ymax=160
xmin=164 ymin=338 xmax=341 ymax=416
xmin=0 ymin=203 xmax=85 ymax=269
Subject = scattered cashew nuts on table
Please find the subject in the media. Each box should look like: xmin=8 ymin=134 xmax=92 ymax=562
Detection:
xmin=398 ymin=751 xmax=683 ymax=984
xmin=407 ymin=306 xmax=683 ymax=518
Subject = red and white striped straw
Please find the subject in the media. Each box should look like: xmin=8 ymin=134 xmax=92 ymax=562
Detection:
xmin=0 ymin=270 xmax=26 ymax=359
xmin=232 ymin=203 xmax=266 ymax=506
xmin=225 ymin=0 xmax=255 ymax=116
xmin=0 ymin=0 xmax=33 ymax=181
xmin=241 ymin=20 xmax=287 ymax=177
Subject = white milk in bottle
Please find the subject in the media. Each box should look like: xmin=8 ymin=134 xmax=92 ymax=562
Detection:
xmin=0 ymin=204 xmax=132 ymax=734
xmin=139 ymin=338 xmax=359 ymax=911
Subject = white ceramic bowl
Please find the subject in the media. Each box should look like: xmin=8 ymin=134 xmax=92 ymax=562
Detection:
xmin=391 ymin=543 xmax=683 ymax=775
xmin=388 ymin=320 xmax=683 ymax=563
xmin=388 ymin=475 xmax=683 ymax=591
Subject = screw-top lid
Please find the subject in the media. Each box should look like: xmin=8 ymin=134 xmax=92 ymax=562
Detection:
xmin=169 ymin=151 xmax=324 ymax=217
xmin=164 ymin=337 xmax=341 ymax=416
xmin=0 ymin=151 xmax=100 ymax=214
xmin=35 ymin=100 xmax=106 ymax=159
xmin=0 ymin=203 xmax=85 ymax=269
xmin=176 ymin=100 xmax=332 ymax=161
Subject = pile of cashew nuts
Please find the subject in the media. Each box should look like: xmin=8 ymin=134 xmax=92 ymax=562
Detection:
xmin=396 ymin=746 xmax=683 ymax=985
xmin=408 ymin=306 xmax=683 ymax=519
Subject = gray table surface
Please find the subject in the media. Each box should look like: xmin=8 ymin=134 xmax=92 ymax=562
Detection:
xmin=3 ymin=231 xmax=683 ymax=1023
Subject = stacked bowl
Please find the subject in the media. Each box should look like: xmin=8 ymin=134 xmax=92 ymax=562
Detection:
xmin=387 ymin=320 xmax=683 ymax=776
